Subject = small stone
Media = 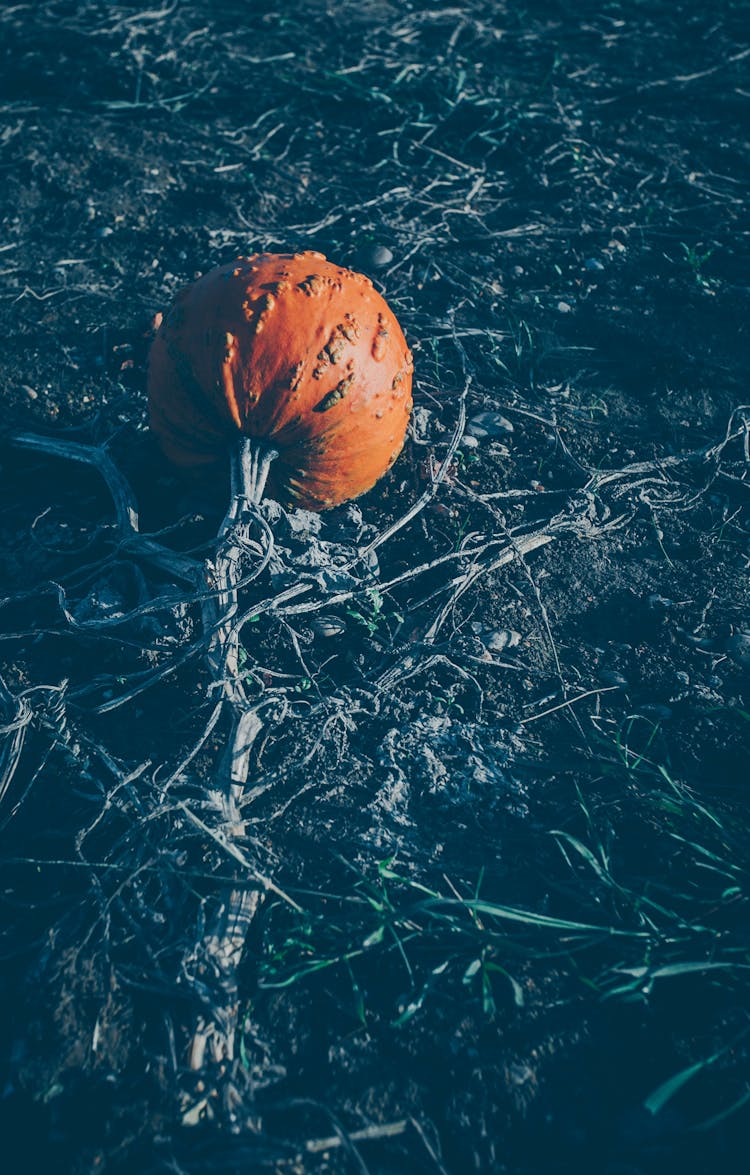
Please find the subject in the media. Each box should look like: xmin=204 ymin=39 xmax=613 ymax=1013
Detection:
xmin=459 ymin=433 xmax=479 ymax=449
xmin=310 ymin=616 xmax=347 ymax=638
xmin=585 ymin=258 xmax=605 ymax=272
xmin=483 ymin=629 xmax=521 ymax=653
xmin=360 ymin=243 xmax=393 ymax=269
xmin=557 ymin=300 xmax=573 ymax=313
xmin=641 ymin=703 xmax=673 ymax=721
xmin=466 ymin=411 xmax=514 ymax=440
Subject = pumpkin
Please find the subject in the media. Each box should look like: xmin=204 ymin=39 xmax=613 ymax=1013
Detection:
xmin=148 ymin=251 xmax=413 ymax=511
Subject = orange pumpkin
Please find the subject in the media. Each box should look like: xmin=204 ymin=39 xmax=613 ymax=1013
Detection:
xmin=148 ymin=251 xmax=413 ymax=511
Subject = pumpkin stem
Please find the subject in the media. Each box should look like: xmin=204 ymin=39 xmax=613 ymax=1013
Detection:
xmin=232 ymin=436 xmax=279 ymax=507
xmin=182 ymin=436 xmax=281 ymax=1097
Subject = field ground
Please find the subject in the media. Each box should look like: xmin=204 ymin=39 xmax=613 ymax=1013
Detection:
xmin=1 ymin=2 xmax=749 ymax=1172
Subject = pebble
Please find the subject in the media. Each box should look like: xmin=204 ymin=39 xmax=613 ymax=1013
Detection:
xmin=600 ymin=670 xmax=628 ymax=687
xmin=557 ymin=300 xmax=573 ymax=313
xmin=466 ymin=411 xmax=514 ymax=440
xmin=483 ymin=629 xmax=522 ymax=653
xmin=309 ymin=616 xmax=347 ymax=638
xmin=585 ymin=258 xmax=605 ymax=272
xmin=641 ymin=703 xmax=673 ymax=721
xmin=459 ymin=433 xmax=479 ymax=449
xmin=360 ymin=243 xmax=393 ymax=269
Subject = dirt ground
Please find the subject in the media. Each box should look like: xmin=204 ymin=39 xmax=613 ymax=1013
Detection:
xmin=1 ymin=2 xmax=749 ymax=1172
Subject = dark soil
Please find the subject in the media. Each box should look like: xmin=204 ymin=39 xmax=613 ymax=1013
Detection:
xmin=1 ymin=2 xmax=749 ymax=1173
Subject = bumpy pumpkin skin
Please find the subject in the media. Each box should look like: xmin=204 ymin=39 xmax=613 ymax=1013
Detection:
xmin=148 ymin=251 xmax=413 ymax=511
